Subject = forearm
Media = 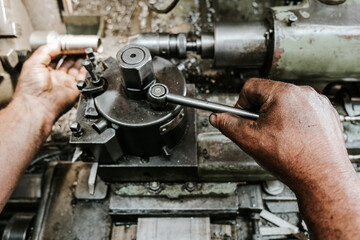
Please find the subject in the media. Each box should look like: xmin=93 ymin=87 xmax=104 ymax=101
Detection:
xmin=0 ymin=96 xmax=53 ymax=212
xmin=292 ymin=156 xmax=360 ymax=239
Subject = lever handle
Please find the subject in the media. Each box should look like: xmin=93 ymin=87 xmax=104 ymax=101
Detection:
xmin=148 ymin=83 xmax=259 ymax=120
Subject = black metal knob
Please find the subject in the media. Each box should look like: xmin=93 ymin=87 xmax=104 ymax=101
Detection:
xmin=83 ymin=60 xmax=100 ymax=85
xmin=70 ymin=122 xmax=83 ymax=137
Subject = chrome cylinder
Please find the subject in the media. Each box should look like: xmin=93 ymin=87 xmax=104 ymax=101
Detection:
xmin=29 ymin=31 xmax=101 ymax=54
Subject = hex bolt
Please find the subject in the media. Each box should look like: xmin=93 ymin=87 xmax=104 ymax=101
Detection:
xmin=76 ymin=80 xmax=87 ymax=90
xmin=149 ymin=181 xmax=161 ymax=191
xmin=147 ymin=83 xmax=169 ymax=110
xmin=151 ymin=85 xmax=167 ymax=97
xmin=70 ymin=122 xmax=83 ymax=137
xmin=117 ymin=45 xmax=155 ymax=99
xmin=85 ymin=48 xmax=96 ymax=66
xmin=83 ymin=60 xmax=100 ymax=85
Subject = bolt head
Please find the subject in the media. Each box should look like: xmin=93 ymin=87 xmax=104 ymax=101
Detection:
xmin=117 ymin=45 xmax=155 ymax=91
xmin=149 ymin=181 xmax=161 ymax=191
xmin=288 ymin=14 xmax=298 ymax=24
xmin=151 ymin=85 xmax=167 ymax=97
xmin=148 ymin=83 xmax=168 ymax=110
xmin=70 ymin=122 xmax=82 ymax=136
xmin=85 ymin=48 xmax=94 ymax=56
xmin=1 ymin=49 xmax=19 ymax=68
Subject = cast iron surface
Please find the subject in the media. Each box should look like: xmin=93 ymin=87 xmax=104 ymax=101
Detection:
xmin=31 ymin=162 xmax=112 ymax=240
xmin=98 ymin=85 xmax=197 ymax=182
xmin=95 ymin=56 xmax=186 ymax=127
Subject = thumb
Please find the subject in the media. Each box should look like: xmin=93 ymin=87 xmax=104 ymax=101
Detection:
xmin=209 ymin=113 xmax=260 ymax=151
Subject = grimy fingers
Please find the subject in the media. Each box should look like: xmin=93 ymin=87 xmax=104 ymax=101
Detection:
xmin=236 ymin=78 xmax=281 ymax=111
xmin=209 ymin=112 xmax=259 ymax=151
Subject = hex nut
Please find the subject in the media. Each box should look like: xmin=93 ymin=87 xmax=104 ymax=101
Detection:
xmin=117 ymin=44 xmax=155 ymax=91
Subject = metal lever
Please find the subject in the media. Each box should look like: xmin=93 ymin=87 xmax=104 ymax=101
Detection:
xmin=148 ymin=83 xmax=259 ymax=120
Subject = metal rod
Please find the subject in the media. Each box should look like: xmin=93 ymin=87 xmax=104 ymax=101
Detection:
xmin=166 ymin=93 xmax=259 ymax=120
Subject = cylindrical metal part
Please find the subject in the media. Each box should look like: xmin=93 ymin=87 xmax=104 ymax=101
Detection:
xmin=200 ymin=33 xmax=215 ymax=58
xmin=117 ymin=44 xmax=156 ymax=99
xmin=29 ymin=31 xmax=101 ymax=54
xmin=129 ymin=21 xmax=268 ymax=68
xmin=166 ymin=93 xmax=259 ymax=120
xmin=95 ymin=56 xmax=187 ymax=157
xmin=267 ymin=0 xmax=360 ymax=82
xmin=214 ymin=22 xmax=268 ymax=68
xmin=129 ymin=33 xmax=187 ymax=58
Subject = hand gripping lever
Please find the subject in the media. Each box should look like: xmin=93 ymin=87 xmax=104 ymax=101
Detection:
xmin=147 ymin=83 xmax=259 ymax=120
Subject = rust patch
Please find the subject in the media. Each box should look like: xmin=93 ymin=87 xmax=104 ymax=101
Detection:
xmin=271 ymin=41 xmax=284 ymax=77
xmin=338 ymin=35 xmax=360 ymax=40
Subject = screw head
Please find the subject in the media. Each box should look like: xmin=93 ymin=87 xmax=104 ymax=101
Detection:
xmin=85 ymin=48 xmax=96 ymax=63
xmin=149 ymin=181 xmax=161 ymax=191
xmin=85 ymin=48 xmax=94 ymax=57
xmin=288 ymin=14 xmax=298 ymax=24
xmin=70 ymin=122 xmax=82 ymax=136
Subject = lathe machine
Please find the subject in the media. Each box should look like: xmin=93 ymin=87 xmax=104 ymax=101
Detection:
xmin=1 ymin=0 xmax=360 ymax=239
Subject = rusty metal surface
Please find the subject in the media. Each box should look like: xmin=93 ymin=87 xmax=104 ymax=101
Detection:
xmin=32 ymin=162 xmax=112 ymax=240
xmin=268 ymin=0 xmax=360 ymax=82
xmin=112 ymin=182 xmax=237 ymax=199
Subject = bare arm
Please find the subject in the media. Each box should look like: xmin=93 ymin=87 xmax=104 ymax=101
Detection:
xmin=0 ymin=43 xmax=85 ymax=212
xmin=210 ymin=78 xmax=360 ymax=239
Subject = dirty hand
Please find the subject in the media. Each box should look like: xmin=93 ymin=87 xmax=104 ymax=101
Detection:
xmin=209 ymin=78 xmax=350 ymax=189
xmin=13 ymin=43 xmax=86 ymax=125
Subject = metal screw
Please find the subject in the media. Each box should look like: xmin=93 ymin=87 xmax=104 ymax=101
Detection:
xmin=83 ymin=60 xmax=100 ymax=85
xmin=288 ymin=14 xmax=298 ymax=25
xmin=70 ymin=122 xmax=83 ymax=137
xmin=85 ymin=48 xmax=96 ymax=66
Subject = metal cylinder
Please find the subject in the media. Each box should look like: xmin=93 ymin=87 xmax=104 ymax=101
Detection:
xmin=200 ymin=33 xmax=215 ymax=58
xmin=214 ymin=22 xmax=268 ymax=68
xmin=95 ymin=56 xmax=187 ymax=157
xmin=29 ymin=31 xmax=101 ymax=54
xmin=117 ymin=44 xmax=156 ymax=99
xmin=267 ymin=0 xmax=360 ymax=82
xmin=129 ymin=33 xmax=187 ymax=58
xmin=129 ymin=21 xmax=268 ymax=68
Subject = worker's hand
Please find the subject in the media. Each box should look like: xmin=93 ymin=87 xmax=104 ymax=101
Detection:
xmin=209 ymin=78 xmax=349 ymax=190
xmin=13 ymin=43 xmax=86 ymax=125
